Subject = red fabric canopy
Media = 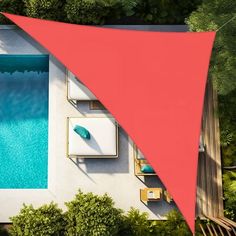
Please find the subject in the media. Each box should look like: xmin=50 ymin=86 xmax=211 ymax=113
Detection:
xmin=2 ymin=13 xmax=215 ymax=233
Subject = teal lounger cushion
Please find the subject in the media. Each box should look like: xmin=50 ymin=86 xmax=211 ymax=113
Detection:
xmin=73 ymin=125 xmax=90 ymax=140
xmin=141 ymin=164 xmax=155 ymax=173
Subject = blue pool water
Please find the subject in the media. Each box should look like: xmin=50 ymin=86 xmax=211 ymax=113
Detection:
xmin=0 ymin=55 xmax=49 ymax=188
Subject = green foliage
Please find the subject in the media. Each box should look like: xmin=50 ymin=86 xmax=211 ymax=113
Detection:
xmin=65 ymin=0 xmax=112 ymax=24
xmin=186 ymin=0 xmax=236 ymax=95
xmin=218 ymin=89 xmax=236 ymax=166
xmin=119 ymin=0 xmax=140 ymax=17
xmin=222 ymin=144 xmax=236 ymax=167
xmin=0 ymin=0 xmax=25 ymax=24
xmin=188 ymin=7 xmax=236 ymax=223
xmin=158 ymin=210 xmax=192 ymax=236
xmin=221 ymin=128 xmax=234 ymax=147
xmin=9 ymin=203 xmax=66 ymax=236
xmin=119 ymin=208 xmax=153 ymax=236
xmin=7 ymin=192 xmax=208 ymax=236
xmin=119 ymin=209 xmax=203 ymax=236
xmin=120 ymin=209 xmax=204 ymax=236
xmin=65 ymin=190 xmax=123 ymax=236
xmin=135 ymin=0 xmax=202 ymax=24
xmin=141 ymin=210 xmax=203 ymax=236
xmin=64 ymin=0 xmax=139 ymax=25
xmin=24 ymin=0 xmax=66 ymax=21
xmin=0 ymin=0 xmax=202 ymax=25
xmin=223 ymin=171 xmax=236 ymax=220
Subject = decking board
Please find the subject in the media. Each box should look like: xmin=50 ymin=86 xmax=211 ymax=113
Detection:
xmin=197 ymin=81 xmax=224 ymax=218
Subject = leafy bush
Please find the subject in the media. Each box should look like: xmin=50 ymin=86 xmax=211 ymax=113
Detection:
xmin=188 ymin=6 xmax=236 ymax=223
xmin=0 ymin=0 xmax=202 ymax=25
xmin=221 ymin=128 xmax=234 ymax=147
xmin=7 ymin=192 xmax=209 ymax=236
xmin=119 ymin=0 xmax=140 ymax=17
xmin=65 ymin=190 xmax=123 ymax=236
xmin=118 ymin=208 xmax=153 ymax=236
xmin=9 ymin=203 xmax=66 ymax=236
xmin=218 ymin=89 xmax=236 ymax=166
xmin=186 ymin=0 xmax=236 ymax=95
xmin=135 ymin=0 xmax=202 ymax=24
xmin=151 ymin=211 xmax=203 ymax=236
xmin=120 ymin=209 xmax=203 ymax=236
xmin=223 ymin=171 xmax=236 ymax=220
xmin=24 ymin=0 xmax=66 ymax=21
xmin=0 ymin=0 xmax=25 ymax=24
xmin=65 ymin=0 xmax=144 ymax=25
xmin=160 ymin=210 xmax=192 ymax=236
xmin=65 ymin=0 xmax=117 ymax=25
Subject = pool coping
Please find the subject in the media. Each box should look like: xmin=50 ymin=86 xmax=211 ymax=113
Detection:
xmin=0 ymin=25 xmax=18 ymax=30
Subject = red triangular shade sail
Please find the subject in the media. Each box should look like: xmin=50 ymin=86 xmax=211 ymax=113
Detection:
xmin=2 ymin=13 xmax=216 ymax=233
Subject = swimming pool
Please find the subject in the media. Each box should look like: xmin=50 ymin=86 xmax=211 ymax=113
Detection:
xmin=0 ymin=55 xmax=49 ymax=188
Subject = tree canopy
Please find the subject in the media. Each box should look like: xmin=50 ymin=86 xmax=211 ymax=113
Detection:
xmin=186 ymin=0 xmax=236 ymax=95
xmin=9 ymin=203 xmax=66 ymax=236
xmin=65 ymin=191 xmax=123 ymax=236
xmin=0 ymin=0 xmax=202 ymax=25
xmin=7 ymin=190 xmax=199 ymax=236
xmin=187 ymin=0 xmax=236 ymax=222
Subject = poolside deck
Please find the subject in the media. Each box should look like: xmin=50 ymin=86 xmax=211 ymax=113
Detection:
xmin=0 ymin=24 xmax=183 ymax=223
xmin=0 ymin=26 xmax=225 ymax=223
xmin=196 ymin=80 xmax=224 ymax=218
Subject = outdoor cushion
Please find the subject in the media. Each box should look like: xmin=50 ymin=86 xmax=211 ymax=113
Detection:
xmin=68 ymin=117 xmax=118 ymax=156
xmin=141 ymin=164 xmax=155 ymax=173
xmin=137 ymin=149 xmax=146 ymax=160
xmin=73 ymin=125 xmax=90 ymax=140
xmin=67 ymin=71 xmax=97 ymax=100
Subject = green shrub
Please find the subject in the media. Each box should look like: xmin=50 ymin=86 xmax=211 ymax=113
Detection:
xmin=7 ymin=192 xmax=208 ymax=235
xmin=65 ymin=0 xmax=113 ymax=24
xmin=135 ymin=0 xmax=202 ymax=24
xmin=218 ymin=89 xmax=236 ymax=167
xmin=24 ymin=0 xmax=66 ymax=21
xmin=118 ymin=0 xmax=139 ymax=17
xmin=65 ymin=0 xmax=142 ymax=25
xmin=223 ymin=171 xmax=236 ymax=220
xmin=118 ymin=208 xmax=153 ymax=236
xmin=161 ymin=210 xmax=192 ymax=236
xmin=0 ymin=0 xmax=25 ymax=24
xmin=186 ymin=0 xmax=236 ymax=95
xmin=150 ymin=211 xmax=203 ymax=236
xmin=9 ymin=203 xmax=66 ymax=236
xmin=119 ymin=209 xmax=203 ymax=236
xmin=188 ymin=6 xmax=236 ymax=223
xmin=65 ymin=190 xmax=123 ymax=236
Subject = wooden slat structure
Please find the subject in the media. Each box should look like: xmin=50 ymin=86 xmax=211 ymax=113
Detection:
xmin=196 ymin=81 xmax=236 ymax=235
xmin=217 ymin=225 xmax=225 ymax=236
xmin=207 ymin=216 xmax=232 ymax=231
xmin=220 ymin=217 xmax=236 ymax=228
xmin=200 ymin=223 xmax=208 ymax=236
xmin=198 ymin=220 xmax=236 ymax=236
xmin=197 ymin=80 xmax=224 ymax=218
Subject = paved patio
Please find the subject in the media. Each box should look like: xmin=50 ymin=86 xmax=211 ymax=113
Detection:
xmin=0 ymin=26 xmax=178 ymax=222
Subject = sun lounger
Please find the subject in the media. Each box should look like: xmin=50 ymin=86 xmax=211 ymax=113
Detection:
xmin=133 ymin=145 xmax=156 ymax=176
xmin=67 ymin=117 xmax=118 ymax=158
xmin=67 ymin=70 xmax=97 ymax=103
